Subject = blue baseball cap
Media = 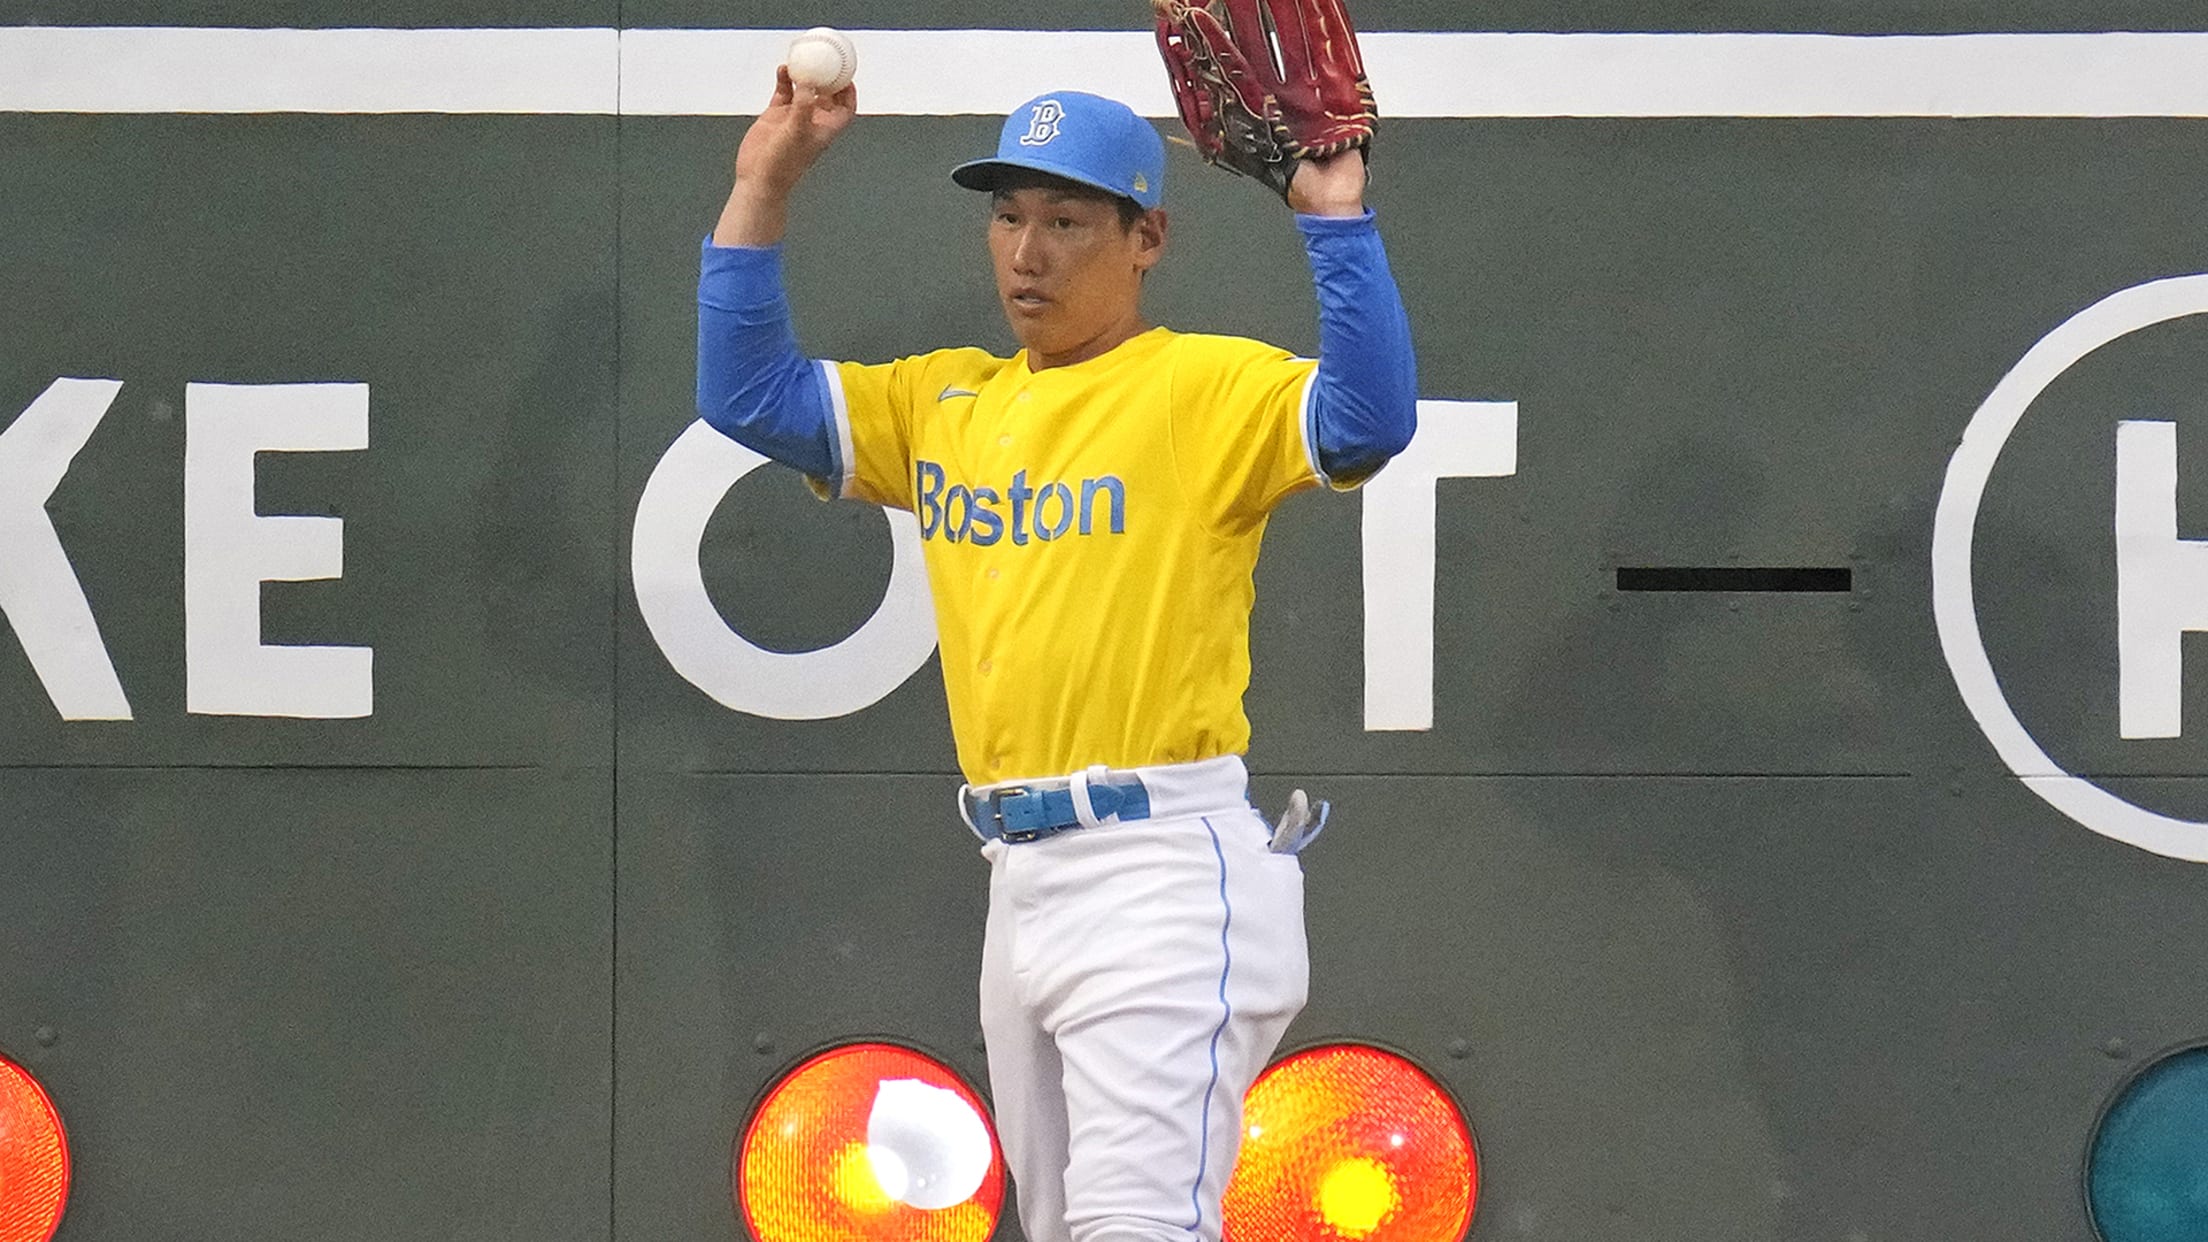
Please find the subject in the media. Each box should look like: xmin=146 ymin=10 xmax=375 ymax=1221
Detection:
xmin=951 ymin=91 xmax=1165 ymax=210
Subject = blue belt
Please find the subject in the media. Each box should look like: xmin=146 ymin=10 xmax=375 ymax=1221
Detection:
xmin=964 ymin=773 xmax=1153 ymax=844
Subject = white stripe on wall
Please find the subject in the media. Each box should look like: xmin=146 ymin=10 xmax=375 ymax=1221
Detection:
xmin=617 ymin=28 xmax=1177 ymax=117
xmin=1366 ymin=31 xmax=2208 ymax=119
xmin=0 ymin=26 xmax=619 ymax=114
xmin=7 ymin=27 xmax=2208 ymax=118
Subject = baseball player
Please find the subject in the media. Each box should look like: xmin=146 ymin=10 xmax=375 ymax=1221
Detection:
xmin=697 ymin=26 xmax=1413 ymax=1242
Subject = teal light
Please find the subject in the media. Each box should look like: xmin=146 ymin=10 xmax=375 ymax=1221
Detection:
xmin=2089 ymin=1045 xmax=2208 ymax=1242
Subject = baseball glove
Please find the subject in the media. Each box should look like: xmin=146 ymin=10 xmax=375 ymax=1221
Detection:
xmin=1152 ymin=0 xmax=1377 ymax=201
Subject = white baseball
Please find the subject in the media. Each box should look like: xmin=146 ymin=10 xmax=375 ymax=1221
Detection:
xmin=785 ymin=27 xmax=857 ymax=94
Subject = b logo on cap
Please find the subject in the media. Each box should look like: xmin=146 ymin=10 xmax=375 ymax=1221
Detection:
xmin=1019 ymin=100 xmax=1064 ymax=146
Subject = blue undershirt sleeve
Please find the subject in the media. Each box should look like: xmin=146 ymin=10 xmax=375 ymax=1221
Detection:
xmin=696 ymin=237 xmax=838 ymax=482
xmin=1296 ymin=210 xmax=1418 ymax=486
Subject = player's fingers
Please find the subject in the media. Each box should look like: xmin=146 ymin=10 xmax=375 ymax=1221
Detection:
xmin=771 ymin=64 xmax=796 ymax=107
xmin=804 ymin=83 xmax=857 ymax=141
xmin=788 ymin=79 xmax=830 ymax=123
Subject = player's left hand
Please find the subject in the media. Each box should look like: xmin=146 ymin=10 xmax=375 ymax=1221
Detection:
xmin=1153 ymin=0 xmax=1376 ymax=202
xmin=1286 ymin=150 xmax=1367 ymax=217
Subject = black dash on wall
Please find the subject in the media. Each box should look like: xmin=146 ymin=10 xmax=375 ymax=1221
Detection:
xmin=1616 ymin=567 xmax=1853 ymax=592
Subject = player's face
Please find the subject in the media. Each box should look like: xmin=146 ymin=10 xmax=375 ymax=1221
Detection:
xmin=988 ymin=187 xmax=1167 ymax=367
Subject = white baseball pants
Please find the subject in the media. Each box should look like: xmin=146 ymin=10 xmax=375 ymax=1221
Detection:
xmin=975 ymin=757 xmax=1309 ymax=1242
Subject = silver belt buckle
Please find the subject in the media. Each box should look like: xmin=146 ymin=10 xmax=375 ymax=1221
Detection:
xmin=988 ymin=786 xmax=1049 ymax=843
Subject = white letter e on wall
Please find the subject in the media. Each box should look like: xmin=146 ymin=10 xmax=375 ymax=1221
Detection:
xmin=184 ymin=382 xmax=373 ymax=718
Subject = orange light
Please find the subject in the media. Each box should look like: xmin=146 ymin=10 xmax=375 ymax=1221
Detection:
xmin=735 ymin=1043 xmax=1005 ymax=1242
xmin=0 ymin=1054 xmax=69 ymax=1242
xmin=1223 ymin=1044 xmax=1477 ymax=1242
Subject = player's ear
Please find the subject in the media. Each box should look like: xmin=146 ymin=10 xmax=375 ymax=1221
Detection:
xmin=1131 ymin=208 xmax=1168 ymax=272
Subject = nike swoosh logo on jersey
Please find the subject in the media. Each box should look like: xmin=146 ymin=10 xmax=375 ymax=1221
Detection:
xmin=937 ymin=386 xmax=980 ymax=402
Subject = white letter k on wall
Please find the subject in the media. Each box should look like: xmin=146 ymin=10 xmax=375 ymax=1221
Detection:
xmin=0 ymin=378 xmax=132 ymax=720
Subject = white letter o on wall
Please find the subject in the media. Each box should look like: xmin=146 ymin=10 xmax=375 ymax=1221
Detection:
xmin=632 ymin=421 xmax=937 ymax=719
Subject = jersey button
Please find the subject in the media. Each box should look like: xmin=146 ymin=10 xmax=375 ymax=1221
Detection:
xmin=985 ymin=568 xmax=1000 ymax=580
xmin=997 ymin=434 xmax=1013 ymax=447
xmin=978 ymin=659 xmax=993 ymax=675
xmin=1017 ymin=392 xmax=1033 ymax=404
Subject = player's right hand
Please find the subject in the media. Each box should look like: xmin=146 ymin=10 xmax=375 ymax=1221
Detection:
xmin=734 ymin=65 xmax=858 ymax=197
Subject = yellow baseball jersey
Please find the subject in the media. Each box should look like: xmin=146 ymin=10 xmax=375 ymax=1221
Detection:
xmin=818 ymin=327 xmax=1340 ymax=785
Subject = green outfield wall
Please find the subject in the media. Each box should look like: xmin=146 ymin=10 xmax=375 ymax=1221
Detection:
xmin=4 ymin=4 xmax=2208 ymax=1239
